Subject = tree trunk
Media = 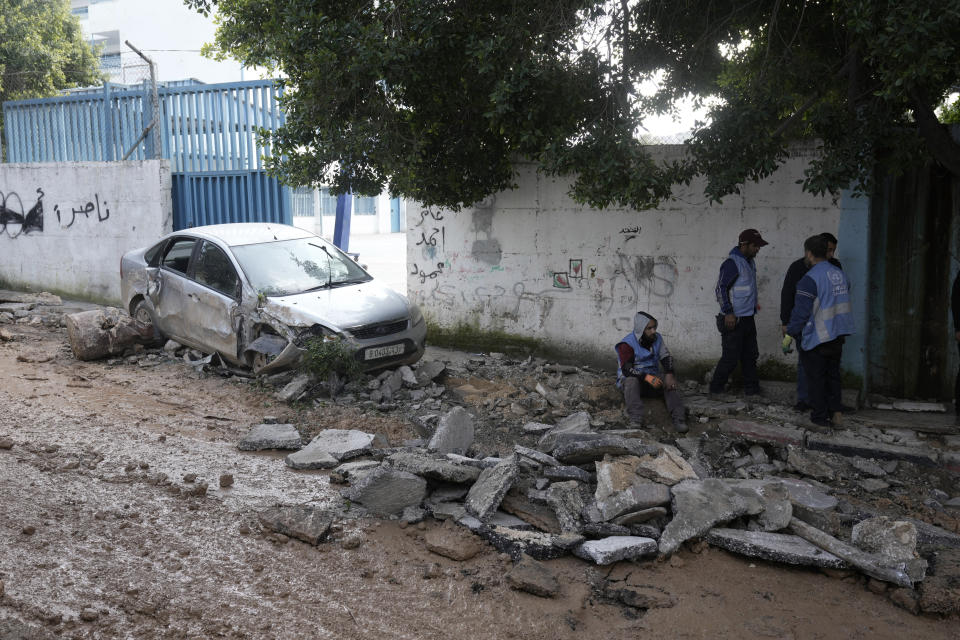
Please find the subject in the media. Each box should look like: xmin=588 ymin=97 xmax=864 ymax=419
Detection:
xmin=66 ymin=308 xmax=156 ymax=361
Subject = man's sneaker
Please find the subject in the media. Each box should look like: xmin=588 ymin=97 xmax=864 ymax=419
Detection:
xmin=627 ymin=417 xmax=645 ymax=428
xmin=793 ymin=401 xmax=812 ymax=412
xmin=744 ymin=387 xmax=764 ymax=397
xmin=673 ymin=420 xmax=690 ymax=434
xmin=839 ymin=404 xmax=856 ymax=414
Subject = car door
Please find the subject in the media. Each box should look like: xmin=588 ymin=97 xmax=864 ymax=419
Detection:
xmin=151 ymin=236 xmax=199 ymax=342
xmin=179 ymin=240 xmax=243 ymax=362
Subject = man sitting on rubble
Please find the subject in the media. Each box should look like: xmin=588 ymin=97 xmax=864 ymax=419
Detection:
xmin=616 ymin=311 xmax=688 ymax=433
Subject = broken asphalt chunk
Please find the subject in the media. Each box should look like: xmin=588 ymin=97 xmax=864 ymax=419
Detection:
xmin=536 ymin=412 xmax=592 ymax=451
xmin=851 ymin=517 xmax=918 ymax=564
xmin=553 ymin=436 xmax=657 ymax=465
xmin=458 ymin=519 xmax=583 ymax=561
xmin=788 ymin=517 xmax=924 ymax=587
xmin=805 ymin=433 xmax=938 ymax=467
xmin=340 ymin=465 xmax=427 ymax=516
xmin=718 ymin=419 xmax=805 ymax=447
xmin=658 ymin=479 xmax=768 ymax=556
xmin=258 ymin=505 xmax=334 ymax=545
xmin=237 ymin=423 xmax=302 ymax=451
xmin=705 ymin=528 xmax=847 ymax=569
xmin=414 ymin=360 xmax=446 ymax=387
xmin=465 ymin=455 xmax=519 ymax=521
xmin=286 ymin=429 xmax=376 ymax=469
xmin=427 ymin=406 xmax=475 ymax=455
xmin=634 ymin=446 xmax=699 ymax=486
xmin=387 ymin=451 xmax=482 ymax=484
xmin=573 ymin=536 xmax=658 ymax=565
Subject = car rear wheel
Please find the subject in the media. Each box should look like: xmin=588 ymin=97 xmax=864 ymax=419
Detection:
xmin=132 ymin=299 xmax=164 ymax=345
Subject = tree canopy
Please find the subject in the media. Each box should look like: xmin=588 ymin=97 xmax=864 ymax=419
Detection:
xmin=0 ymin=0 xmax=105 ymax=153
xmin=186 ymin=0 xmax=960 ymax=209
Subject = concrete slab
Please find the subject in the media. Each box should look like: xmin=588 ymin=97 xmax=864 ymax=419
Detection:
xmin=573 ymin=536 xmax=658 ymax=565
xmin=706 ymin=528 xmax=846 ymax=569
xmin=718 ymin=419 xmax=805 ymax=447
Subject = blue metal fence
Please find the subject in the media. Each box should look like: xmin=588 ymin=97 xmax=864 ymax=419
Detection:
xmin=3 ymin=79 xmax=292 ymax=230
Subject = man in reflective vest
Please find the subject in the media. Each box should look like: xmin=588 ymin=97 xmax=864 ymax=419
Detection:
xmin=709 ymin=228 xmax=768 ymax=396
xmin=787 ymin=234 xmax=854 ymax=428
xmin=616 ymin=311 xmax=688 ymax=433
xmin=779 ymin=232 xmax=843 ymax=412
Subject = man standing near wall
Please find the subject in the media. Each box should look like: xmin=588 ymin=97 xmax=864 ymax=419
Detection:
xmin=710 ymin=228 xmax=768 ymax=397
xmin=780 ymin=232 xmax=843 ymax=412
xmin=787 ymin=235 xmax=854 ymax=428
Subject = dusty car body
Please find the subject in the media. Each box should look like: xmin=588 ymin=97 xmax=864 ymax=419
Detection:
xmin=120 ymin=223 xmax=426 ymax=374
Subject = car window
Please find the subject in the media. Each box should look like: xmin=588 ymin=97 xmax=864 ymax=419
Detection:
xmin=230 ymin=237 xmax=372 ymax=297
xmin=144 ymin=240 xmax=166 ymax=267
xmin=161 ymin=238 xmax=197 ymax=275
xmin=194 ymin=241 xmax=240 ymax=298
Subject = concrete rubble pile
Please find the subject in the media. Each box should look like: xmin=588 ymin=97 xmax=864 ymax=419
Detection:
xmin=236 ymin=352 xmax=960 ymax=609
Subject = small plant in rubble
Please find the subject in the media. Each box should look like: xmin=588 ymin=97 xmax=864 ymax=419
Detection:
xmin=300 ymin=337 xmax=363 ymax=397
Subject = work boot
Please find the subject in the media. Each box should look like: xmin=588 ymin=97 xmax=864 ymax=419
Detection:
xmin=672 ymin=419 xmax=689 ymax=434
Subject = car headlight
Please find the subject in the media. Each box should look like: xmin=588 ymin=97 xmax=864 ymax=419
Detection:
xmin=294 ymin=324 xmax=341 ymax=347
xmin=408 ymin=303 xmax=424 ymax=326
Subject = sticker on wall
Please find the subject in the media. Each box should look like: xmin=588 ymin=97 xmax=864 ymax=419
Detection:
xmin=553 ymin=272 xmax=571 ymax=289
xmin=569 ymin=259 xmax=583 ymax=279
xmin=588 ymin=265 xmax=597 ymax=278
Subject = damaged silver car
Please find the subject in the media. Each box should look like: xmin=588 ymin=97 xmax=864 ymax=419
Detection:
xmin=120 ymin=223 xmax=426 ymax=374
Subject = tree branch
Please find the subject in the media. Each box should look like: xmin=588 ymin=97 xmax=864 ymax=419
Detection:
xmin=909 ymin=89 xmax=960 ymax=178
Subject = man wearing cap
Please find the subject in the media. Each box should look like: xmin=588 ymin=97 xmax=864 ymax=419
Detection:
xmin=709 ymin=228 xmax=768 ymax=397
xmin=616 ymin=311 xmax=688 ymax=433
xmin=780 ymin=232 xmax=843 ymax=412
xmin=787 ymin=234 xmax=854 ymax=428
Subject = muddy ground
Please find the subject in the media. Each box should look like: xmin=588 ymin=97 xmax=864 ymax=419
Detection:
xmin=0 ymin=321 xmax=957 ymax=639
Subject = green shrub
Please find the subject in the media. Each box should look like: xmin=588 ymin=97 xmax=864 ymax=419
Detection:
xmin=300 ymin=338 xmax=363 ymax=382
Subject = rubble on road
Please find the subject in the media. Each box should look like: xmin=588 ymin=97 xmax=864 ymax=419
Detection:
xmin=237 ymin=423 xmax=302 ymax=451
xmin=225 ymin=345 xmax=960 ymax=614
xmin=14 ymin=292 xmax=956 ymax=617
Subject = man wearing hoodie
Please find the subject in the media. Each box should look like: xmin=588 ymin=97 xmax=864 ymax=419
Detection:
xmin=710 ymin=228 xmax=769 ymax=396
xmin=616 ymin=311 xmax=688 ymax=433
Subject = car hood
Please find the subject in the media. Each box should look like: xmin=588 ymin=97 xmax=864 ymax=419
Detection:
xmin=261 ymin=281 xmax=410 ymax=332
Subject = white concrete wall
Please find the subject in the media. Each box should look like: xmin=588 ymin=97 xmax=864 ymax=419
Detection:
xmin=408 ymin=145 xmax=861 ymax=372
xmin=0 ymin=161 xmax=173 ymax=303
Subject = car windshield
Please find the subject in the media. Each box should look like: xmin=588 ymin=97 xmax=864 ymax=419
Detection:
xmin=230 ymin=237 xmax=372 ymax=296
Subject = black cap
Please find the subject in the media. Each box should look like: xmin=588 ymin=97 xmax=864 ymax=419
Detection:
xmin=738 ymin=228 xmax=768 ymax=246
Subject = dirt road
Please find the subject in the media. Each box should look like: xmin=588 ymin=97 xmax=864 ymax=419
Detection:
xmin=0 ymin=322 xmax=956 ymax=639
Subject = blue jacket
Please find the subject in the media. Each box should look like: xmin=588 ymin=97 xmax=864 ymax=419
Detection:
xmin=787 ymin=260 xmax=854 ymax=350
xmin=716 ymin=247 xmax=757 ymax=316
xmin=615 ymin=331 xmax=662 ymax=388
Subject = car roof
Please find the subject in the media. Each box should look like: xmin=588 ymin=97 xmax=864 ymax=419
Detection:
xmin=180 ymin=223 xmax=316 ymax=247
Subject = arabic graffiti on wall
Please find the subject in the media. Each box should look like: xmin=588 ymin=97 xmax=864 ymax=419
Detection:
xmin=0 ymin=186 xmax=115 ymax=239
xmin=54 ymin=194 xmax=111 ymax=228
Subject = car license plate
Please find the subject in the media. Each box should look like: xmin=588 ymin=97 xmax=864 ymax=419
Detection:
xmin=364 ymin=343 xmax=405 ymax=360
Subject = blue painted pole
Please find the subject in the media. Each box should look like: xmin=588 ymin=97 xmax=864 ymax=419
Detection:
xmin=333 ymin=191 xmax=352 ymax=252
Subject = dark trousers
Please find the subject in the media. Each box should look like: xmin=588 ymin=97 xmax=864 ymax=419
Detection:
xmin=800 ymin=338 xmax=844 ymax=422
xmin=956 ymin=341 xmax=960 ymax=414
xmin=622 ymin=376 xmax=685 ymax=424
xmin=710 ymin=315 xmax=759 ymax=394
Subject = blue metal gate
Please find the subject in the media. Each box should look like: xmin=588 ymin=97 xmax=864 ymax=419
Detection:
xmin=3 ymin=79 xmax=292 ymax=230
